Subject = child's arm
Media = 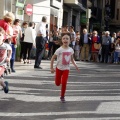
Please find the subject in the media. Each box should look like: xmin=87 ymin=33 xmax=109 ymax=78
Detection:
xmin=6 ymin=49 xmax=12 ymax=62
xmin=71 ymin=55 xmax=80 ymax=72
xmin=50 ymin=54 xmax=57 ymax=73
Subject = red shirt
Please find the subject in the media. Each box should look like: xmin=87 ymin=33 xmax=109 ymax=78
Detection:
xmin=0 ymin=19 xmax=9 ymax=32
xmin=92 ymin=36 xmax=98 ymax=52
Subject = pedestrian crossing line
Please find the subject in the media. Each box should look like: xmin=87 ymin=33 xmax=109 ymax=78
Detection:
xmin=5 ymin=86 xmax=120 ymax=92
xmin=6 ymin=79 xmax=120 ymax=85
xmin=0 ymin=95 xmax=120 ymax=102
xmin=55 ymin=118 xmax=120 ymax=120
xmin=0 ymin=111 xmax=120 ymax=117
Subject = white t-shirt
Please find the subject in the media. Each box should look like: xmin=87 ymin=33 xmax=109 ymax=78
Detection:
xmin=12 ymin=25 xmax=21 ymax=35
xmin=24 ymin=27 xmax=36 ymax=44
xmin=55 ymin=46 xmax=74 ymax=70
xmin=35 ymin=22 xmax=46 ymax=37
xmin=0 ymin=43 xmax=12 ymax=67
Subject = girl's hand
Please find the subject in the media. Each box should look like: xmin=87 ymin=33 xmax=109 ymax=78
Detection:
xmin=6 ymin=57 xmax=10 ymax=62
xmin=51 ymin=68 xmax=55 ymax=73
xmin=76 ymin=66 xmax=80 ymax=72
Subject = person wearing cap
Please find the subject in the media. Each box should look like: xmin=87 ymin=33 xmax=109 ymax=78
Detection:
xmin=101 ymin=31 xmax=111 ymax=63
xmin=34 ymin=16 xmax=47 ymax=69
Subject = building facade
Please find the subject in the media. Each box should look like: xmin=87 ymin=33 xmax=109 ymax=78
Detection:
xmin=63 ymin=0 xmax=87 ymax=32
xmin=109 ymin=0 xmax=120 ymax=32
xmin=0 ymin=0 xmax=63 ymax=32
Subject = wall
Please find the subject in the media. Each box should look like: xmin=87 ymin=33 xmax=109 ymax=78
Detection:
xmin=0 ymin=0 xmax=5 ymax=19
xmin=11 ymin=0 xmax=63 ymax=31
xmin=63 ymin=5 xmax=81 ymax=31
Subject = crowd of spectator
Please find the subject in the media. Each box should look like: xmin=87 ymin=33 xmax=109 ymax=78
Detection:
xmin=0 ymin=12 xmax=120 ymax=94
xmin=42 ymin=26 xmax=120 ymax=64
xmin=1 ymin=12 xmax=120 ymax=68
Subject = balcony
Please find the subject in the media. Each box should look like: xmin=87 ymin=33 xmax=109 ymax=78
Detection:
xmin=64 ymin=0 xmax=86 ymax=11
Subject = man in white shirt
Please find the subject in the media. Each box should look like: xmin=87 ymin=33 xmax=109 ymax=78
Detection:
xmin=34 ymin=16 xmax=47 ymax=69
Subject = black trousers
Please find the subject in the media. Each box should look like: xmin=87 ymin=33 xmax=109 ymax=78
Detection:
xmin=101 ymin=45 xmax=110 ymax=63
xmin=34 ymin=36 xmax=45 ymax=67
xmin=20 ymin=42 xmax=25 ymax=59
xmin=23 ymin=42 xmax=33 ymax=60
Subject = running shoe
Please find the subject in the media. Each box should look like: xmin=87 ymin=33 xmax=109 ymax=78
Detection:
xmin=3 ymin=81 xmax=9 ymax=93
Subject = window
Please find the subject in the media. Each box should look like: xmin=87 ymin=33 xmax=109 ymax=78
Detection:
xmin=116 ymin=8 xmax=119 ymax=20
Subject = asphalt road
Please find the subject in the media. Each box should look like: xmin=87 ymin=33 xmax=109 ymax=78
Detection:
xmin=0 ymin=60 xmax=120 ymax=120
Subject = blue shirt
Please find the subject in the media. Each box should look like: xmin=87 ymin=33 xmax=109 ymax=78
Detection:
xmin=84 ymin=34 xmax=88 ymax=43
xmin=102 ymin=36 xmax=111 ymax=45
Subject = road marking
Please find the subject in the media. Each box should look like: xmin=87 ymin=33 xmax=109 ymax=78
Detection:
xmin=0 ymin=111 xmax=120 ymax=116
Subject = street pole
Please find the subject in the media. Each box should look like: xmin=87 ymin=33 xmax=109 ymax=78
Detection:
xmin=86 ymin=8 xmax=91 ymax=33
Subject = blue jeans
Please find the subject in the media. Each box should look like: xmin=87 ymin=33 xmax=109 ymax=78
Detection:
xmin=11 ymin=44 xmax=16 ymax=60
xmin=114 ymin=52 xmax=119 ymax=63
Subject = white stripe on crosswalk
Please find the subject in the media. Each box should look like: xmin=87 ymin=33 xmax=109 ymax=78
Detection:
xmin=0 ymin=111 xmax=120 ymax=117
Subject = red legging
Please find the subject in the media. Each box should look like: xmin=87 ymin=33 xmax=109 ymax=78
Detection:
xmin=55 ymin=67 xmax=69 ymax=97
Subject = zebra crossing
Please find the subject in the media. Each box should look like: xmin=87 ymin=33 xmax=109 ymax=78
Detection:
xmin=0 ymin=61 xmax=120 ymax=120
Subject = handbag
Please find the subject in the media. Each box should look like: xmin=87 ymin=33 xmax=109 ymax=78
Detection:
xmin=94 ymin=43 xmax=101 ymax=50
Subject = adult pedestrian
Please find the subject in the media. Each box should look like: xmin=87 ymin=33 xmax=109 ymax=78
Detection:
xmin=91 ymin=31 xmax=101 ymax=62
xmin=34 ymin=16 xmax=47 ymax=69
xmin=47 ymin=32 xmax=53 ymax=59
xmin=10 ymin=19 xmax=22 ymax=72
xmin=20 ymin=22 xmax=28 ymax=62
xmin=52 ymin=31 xmax=60 ymax=55
xmin=0 ymin=12 xmax=15 ymax=39
xmin=114 ymin=36 xmax=120 ymax=64
xmin=101 ymin=31 xmax=111 ymax=63
xmin=23 ymin=22 xmax=36 ymax=64
xmin=111 ymin=32 xmax=116 ymax=43
xmin=62 ymin=25 xmax=69 ymax=33
xmin=69 ymin=26 xmax=76 ymax=49
xmin=79 ymin=28 xmax=91 ymax=61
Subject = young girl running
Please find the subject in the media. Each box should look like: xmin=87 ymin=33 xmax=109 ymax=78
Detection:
xmin=50 ymin=33 xmax=79 ymax=102
xmin=0 ymin=27 xmax=12 ymax=93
